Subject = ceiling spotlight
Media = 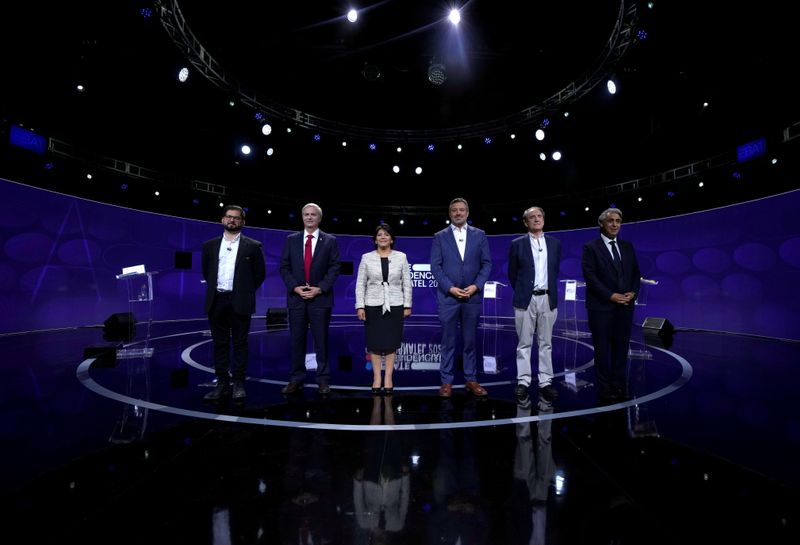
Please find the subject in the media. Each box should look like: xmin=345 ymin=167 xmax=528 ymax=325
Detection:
xmin=347 ymin=9 xmax=358 ymax=23
xmin=535 ymin=129 xmax=545 ymax=141
xmin=177 ymin=67 xmax=189 ymax=82
xmin=362 ymin=63 xmax=381 ymax=81
xmin=448 ymin=9 xmax=461 ymax=25
xmin=428 ymin=62 xmax=446 ymax=86
xmin=261 ymin=123 xmax=272 ymax=136
xmin=606 ymin=79 xmax=617 ymax=95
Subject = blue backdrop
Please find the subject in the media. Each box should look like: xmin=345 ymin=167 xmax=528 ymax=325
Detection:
xmin=2 ymin=177 xmax=799 ymax=340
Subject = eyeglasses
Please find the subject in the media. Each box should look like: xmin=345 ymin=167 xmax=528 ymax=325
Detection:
xmin=224 ymin=215 xmax=243 ymax=221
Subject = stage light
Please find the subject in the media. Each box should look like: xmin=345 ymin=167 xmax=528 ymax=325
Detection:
xmin=448 ymin=9 xmax=461 ymax=25
xmin=698 ymin=181 xmax=704 ymax=187
xmin=240 ymin=145 xmax=251 ymax=155
xmin=361 ymin=63 xmax=381 ymax=81
xmin=428 ymin=62 xmax=446 ymax=85
xmin=552 ymin=151 xmax=562 ymax=161
xmin=636 ymin=29 xmax=648 ymax=40
xmin=177 ymin=67 xmax=189 ymax=82
xmin=484 ymin=137 xmax=492 ymax=145
xmin=535 ymin=129 xmax=545 ymax=141
xmin=254 ymin=112 xmax=263 ymax=121
xmin=510 ymin=133 xmax=516 ymax=140
xmin=607 ymin=79 xmax=617 ymax=94
xmin=415 ymin=167 xmax=422 ymax=175
xmin=368 ymin=143 xmax=377 ymax=151
xmin=396 ymin=146 xmax=402 ymax=153
xmin=313 ymin=134 xmax=321 ymax=141
xmin=139 ymin=7 xmax=153 ymax=19
xmin=347 ymin=9 xmax=358 ymax=23
xmin=392 ymin=165 xmax=400 ymax=173
xmin=427 ymin=144 xmax=435 ymax=152
xmin=539 ymin=153 xmax=546 ymax=160
xmin=457 ymin=144 xmax=463 ymax=150
xmin=261 ymin=123 xmax=272 ymax=136
xmin=341 ymin=141 xmax=347 ymax=147
xmin=266 ymin=147 xmax=274 ymax=156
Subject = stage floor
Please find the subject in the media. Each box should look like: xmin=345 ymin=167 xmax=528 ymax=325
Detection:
xmin=1 ymin=317 xmax=798 ymax=544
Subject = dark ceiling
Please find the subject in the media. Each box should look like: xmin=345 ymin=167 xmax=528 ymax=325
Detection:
xmin=1 ymin=0 xmax=798 ymax=233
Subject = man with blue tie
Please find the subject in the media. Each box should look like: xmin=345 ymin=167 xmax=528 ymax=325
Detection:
xmin=430 ymin=198 xmax=492 ymax=398
xmin=581 ymin=207 xmax=641 ymax=401
xmin=279 ymin=203 xmax=341 ymax=395
xmin=508 ymin=206 xmax=561 ymax=401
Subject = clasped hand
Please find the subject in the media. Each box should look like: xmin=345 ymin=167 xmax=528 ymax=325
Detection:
xmin=610 ymin=291 xmax=636 ymax=305
xmin=450 ymin=285 xmax=477 ymax=300
xmin=295 ymin=285 xmax=321 ymax=299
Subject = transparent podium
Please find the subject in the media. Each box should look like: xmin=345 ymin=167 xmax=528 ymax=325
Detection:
xmin=559 ymin=279 xmax=592 ymax=339
xmin=558 ymin=280 xmax=593 ymax=391
xmin=114 ymin=270 xmax=156 ymax=358
xmin=627 ymin=277 xmax=658 ymax=360
xmin=481 ymin=281 xmax=506 ymax=374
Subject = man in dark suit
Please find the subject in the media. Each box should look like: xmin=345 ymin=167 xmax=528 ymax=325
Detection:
xmin=581 ymin=207 xmax=641 ymax=401
xmin=279 ymin=203 xmax=341 ymax=395
xmin=201 ymin=205 xmax=266 ymax=401
xmin=508 ymin=206 xmax=562 ymax=401
xmin=430 ymin=198 xmax=492 ymax=398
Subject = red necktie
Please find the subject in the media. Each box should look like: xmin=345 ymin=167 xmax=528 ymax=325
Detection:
xmin=304 ymin=234 xmax=313 ymax=284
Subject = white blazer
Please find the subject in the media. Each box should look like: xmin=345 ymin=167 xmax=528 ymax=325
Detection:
xmin=355 ymin=250 xmax=412 ymax=312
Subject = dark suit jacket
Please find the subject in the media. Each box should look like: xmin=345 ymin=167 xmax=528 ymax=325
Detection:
xmin=279 ymin=230 xmax=341 ymax=309
xmin=430 ymin=225 xmax=492 ymax=306
xmin=508 ymin=234 xmax=561 ymax=311
xmin=201 ymin=234 xmax=266 ymax=314
xmin=581 ymin=236 xmax=641 ymax=311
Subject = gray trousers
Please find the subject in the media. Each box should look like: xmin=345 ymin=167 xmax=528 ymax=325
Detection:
xmin=514 ymin=294 xmax=557 ymax=387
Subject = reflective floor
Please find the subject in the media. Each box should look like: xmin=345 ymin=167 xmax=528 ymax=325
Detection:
xmin=1 ymin=317 xmax=798 ymax=544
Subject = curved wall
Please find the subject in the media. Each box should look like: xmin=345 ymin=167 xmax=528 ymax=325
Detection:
xmin=2 ymin=178 xmax=799 ymax=339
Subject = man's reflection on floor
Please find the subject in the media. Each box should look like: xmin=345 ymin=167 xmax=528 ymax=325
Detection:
xmin=428 ymin=398 xmax=489 ymax=545
xmin=506 ymin=396 xmax=556 ymax=545
xmin=277 ymin=399 xmax=339 ymax=545
xmin=353 ymin=395 xmax=411 ymax=545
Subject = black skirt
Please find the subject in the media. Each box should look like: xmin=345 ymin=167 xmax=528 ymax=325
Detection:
xmin=364 ymin=305 xmax=404 ymax=354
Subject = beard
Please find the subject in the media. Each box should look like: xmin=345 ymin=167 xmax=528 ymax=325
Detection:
xmin=224 ymin=223 xmax=242 ymax=233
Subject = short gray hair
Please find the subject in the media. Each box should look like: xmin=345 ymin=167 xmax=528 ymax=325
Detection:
xmin=523 ymin=206 xmax=544 ymax=220
xmin=302 ymin=202 xmax=323 ymax=218
xmin=598 ymin=207 xmax=622 ymax=226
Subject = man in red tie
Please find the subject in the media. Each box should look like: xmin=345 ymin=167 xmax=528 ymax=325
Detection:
xmin=279 ymin=203 xmax=341 ymax=395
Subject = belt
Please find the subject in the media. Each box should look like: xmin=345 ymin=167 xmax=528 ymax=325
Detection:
xmin=532 ymin=289 xmax=549 ymax=296
xmin=217 ymin=289 xmax=232 ymax=293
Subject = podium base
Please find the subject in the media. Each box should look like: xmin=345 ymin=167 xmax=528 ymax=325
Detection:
xmin=117 ymin=347 xmax=154 ymax=359
xmin=561 ymin=329 xmax=592 ymax=339
xmin=561 ymin=372 xmax=593 ymax=391
xmin=628 ymin=348 xmax=653 ymax=360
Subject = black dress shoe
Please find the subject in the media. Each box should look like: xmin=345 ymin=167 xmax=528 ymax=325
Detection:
xmin=383 ymin=387 xmax=393 ymax=395
xmin=514 ymin=384 xmax=529 ymax=398
xmin=232 ymin=381 xmax=246 ymax=400
xmin=317 ymin=383 xmax=331 ymax=395
xmin=371 ymin=387 xmax=381 ymax=395
xmin=539 ymin=384 xmax=559 ymax=401
xmin=281 ymin=382 xmax=303 ymax=395
xmin=204 ymin=383 xmax=230 ymax=401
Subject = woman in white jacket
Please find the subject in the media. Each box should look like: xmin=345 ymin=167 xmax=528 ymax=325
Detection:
xmin=355 ymin=224 xmax=412 ymax=394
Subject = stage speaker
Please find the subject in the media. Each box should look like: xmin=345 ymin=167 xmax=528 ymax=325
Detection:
xmin=174 ymin=250 xmax=192 ymax=270
xmin=339 ymin=261 xmax=354 ymax=275
xmin=103 ymin=312 xmax=137 ymax=342
xmin=338 ymin=355 xmax=352 ymax=372
xmin=266 ymin=307 xmax=288 ymax=331
xmin=642 ymin=317 xmax=674 ymax=335
xmin=84 ymin=342 xmax=121 ymax=367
